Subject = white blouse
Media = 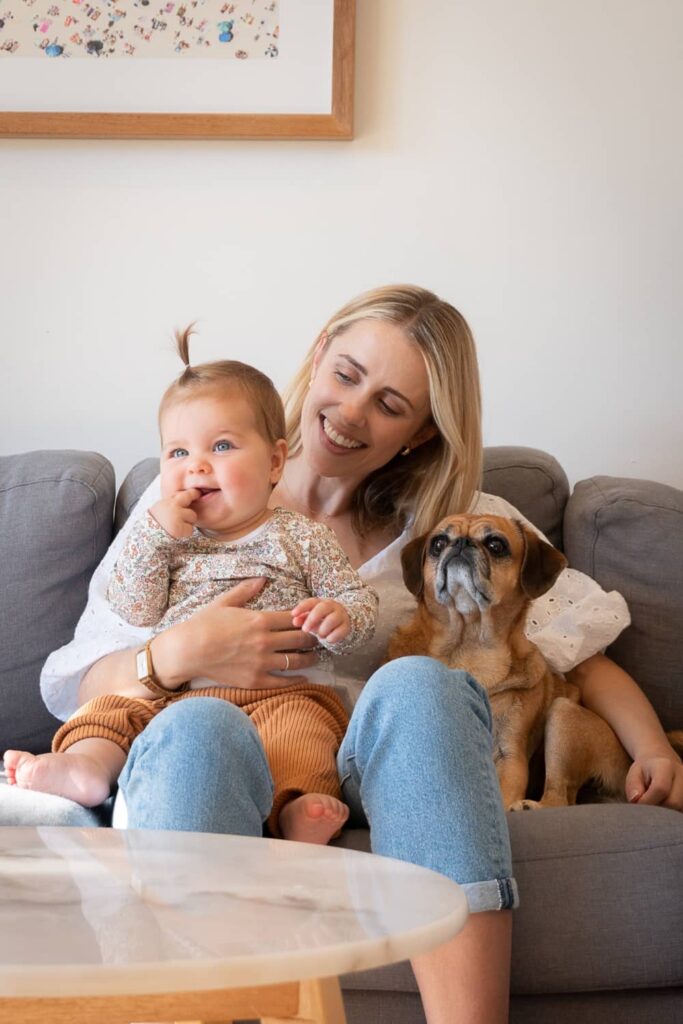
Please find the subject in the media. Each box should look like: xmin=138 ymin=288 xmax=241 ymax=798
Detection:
xmin=41 ymin=477 xmax=630 ymax=721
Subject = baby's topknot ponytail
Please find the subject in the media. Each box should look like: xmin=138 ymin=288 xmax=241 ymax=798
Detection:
xmin=175 ymin=323 xmax=197 ymax=381
xmin=158 ymin=323 xmax=286 ymax=445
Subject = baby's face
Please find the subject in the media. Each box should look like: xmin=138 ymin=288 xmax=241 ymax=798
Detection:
xmin=159 ymin=391 xmax=286 ymax=540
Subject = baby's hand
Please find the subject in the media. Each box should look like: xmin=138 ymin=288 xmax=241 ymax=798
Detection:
xmin=150 ymin=489 xmax=201 ymax=539
xmin=292 ymin=598 xmax=351 ymax=645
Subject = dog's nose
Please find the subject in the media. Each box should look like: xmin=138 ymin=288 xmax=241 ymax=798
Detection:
xmin=449 ymin=536 xmax=471 ymax=557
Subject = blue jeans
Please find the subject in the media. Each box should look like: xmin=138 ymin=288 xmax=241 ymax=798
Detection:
xmin=118 ymin=659 xmax=518 ymax=913
xmin=338 ymin=657 xmax=517 ymax=912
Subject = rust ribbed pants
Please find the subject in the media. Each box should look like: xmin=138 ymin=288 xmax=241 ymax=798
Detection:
xmin=53 ymin=683 xmax=349 ymax=837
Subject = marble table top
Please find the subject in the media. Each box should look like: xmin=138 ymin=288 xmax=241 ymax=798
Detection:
xmin=0 ymin=826 xmax=468 ymax=998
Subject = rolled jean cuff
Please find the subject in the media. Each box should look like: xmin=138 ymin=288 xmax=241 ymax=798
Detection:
xmin=461 ymin=876 xmax=519 ymax=913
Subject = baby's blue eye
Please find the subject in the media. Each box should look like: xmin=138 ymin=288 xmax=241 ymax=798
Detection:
xmin=170 ymin=448 xmax=188 ymax=459
xmin=214 ymin=440 xmax=233 ymax=452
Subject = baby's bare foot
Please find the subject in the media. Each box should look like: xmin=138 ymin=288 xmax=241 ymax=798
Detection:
xmin=279 ymin=793 xmax=350 ymax=845
xmin=2 ymin=750 xmax=112 ymax=807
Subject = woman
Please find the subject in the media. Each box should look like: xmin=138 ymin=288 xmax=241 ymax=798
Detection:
xmin=42 ymin=285 xmax=683 ymax=1024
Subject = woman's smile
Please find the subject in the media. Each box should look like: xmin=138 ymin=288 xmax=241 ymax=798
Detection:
xmin=319 ymin=415 xmax=366 ymax=452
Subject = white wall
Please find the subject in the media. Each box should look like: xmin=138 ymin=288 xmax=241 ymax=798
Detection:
xmin=2 ymin=0 xmax=682 ymax=492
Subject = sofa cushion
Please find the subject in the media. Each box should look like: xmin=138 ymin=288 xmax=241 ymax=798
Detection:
xmin=342 ymin=988 xmax=683 ymax=1024
xmin=508 ymin=804 xmax=683 ymax=994
xmin=115 ymin=448 xmax=570 ymax=547
xmin=0 ymin=450 xmax=115 ymax=754
xmin=564 ymin=475 xmax=683 ymax=729
xmin=337 ymin=804 xmax=683 ymax=996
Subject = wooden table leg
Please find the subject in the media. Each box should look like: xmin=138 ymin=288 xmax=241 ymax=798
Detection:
xmin=262 ymin=976 xmax=346 ymax=1024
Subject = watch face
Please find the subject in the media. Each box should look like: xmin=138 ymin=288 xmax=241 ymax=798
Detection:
xmin=136 ymin=648 xmax=149 ymax=681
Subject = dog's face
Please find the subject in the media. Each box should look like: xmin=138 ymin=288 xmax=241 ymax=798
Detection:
xmin=401 ymin=515 xmax=567 ymax=620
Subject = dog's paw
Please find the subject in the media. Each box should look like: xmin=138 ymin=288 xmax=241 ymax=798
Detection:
xmin=508 ymin=799 xmax=542 ymax=812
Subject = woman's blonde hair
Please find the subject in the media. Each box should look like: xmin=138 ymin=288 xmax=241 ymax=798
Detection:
xmin=159 ymin=325 xmax=286 ymax=445
xmin=283 ymin=285 xmax=483 ymax=537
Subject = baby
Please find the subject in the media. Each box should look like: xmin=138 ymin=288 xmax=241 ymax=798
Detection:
xmin=5 ymin=329 xmax=378 ymax=845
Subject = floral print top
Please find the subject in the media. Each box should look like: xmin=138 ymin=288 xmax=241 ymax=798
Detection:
xmin=107 ymin=506 xmax=378 ymax=658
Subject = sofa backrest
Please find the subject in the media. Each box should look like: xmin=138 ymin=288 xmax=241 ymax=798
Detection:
xmin=0 ymin=451 xmax=115 ymax=753
xmin=4 ymin=446 xmax=680 ymax=757
xmin=481 ymin=447 xmax=569 ymax=550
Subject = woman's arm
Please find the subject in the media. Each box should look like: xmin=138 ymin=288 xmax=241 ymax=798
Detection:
xmin=77 ymin=578 xmax=320 ymax=706
xmin=566 ymin=652 xmax=683 ymax=810
xmin=77 ymin=648 xmax=150 ymax=704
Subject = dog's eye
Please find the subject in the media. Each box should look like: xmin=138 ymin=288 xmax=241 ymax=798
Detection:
xmin=484 ymin=535 xmax=509 ymax=557
xmin=429 ymin=534 xmax=449 ymax=557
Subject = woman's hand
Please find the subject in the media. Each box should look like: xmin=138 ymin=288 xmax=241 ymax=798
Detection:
xmin=626 ymin=755 xmax=683 ymax=811
xmin=153 ymin=577 xmax=320 ymax=690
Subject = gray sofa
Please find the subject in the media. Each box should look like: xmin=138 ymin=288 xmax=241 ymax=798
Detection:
xmin=1 ymin=447 xmax=682 ymax=1023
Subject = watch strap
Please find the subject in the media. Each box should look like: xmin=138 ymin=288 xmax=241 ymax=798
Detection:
xmin=136 ymin=640 xmax=189 ymax=698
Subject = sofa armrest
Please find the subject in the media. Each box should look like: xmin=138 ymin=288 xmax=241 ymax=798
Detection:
xmin=0 ymin=450 xmax=115 ymax=753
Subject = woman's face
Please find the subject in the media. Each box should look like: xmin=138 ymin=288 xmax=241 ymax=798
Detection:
xmin=300 ymin=318 xmax=436 ymax=481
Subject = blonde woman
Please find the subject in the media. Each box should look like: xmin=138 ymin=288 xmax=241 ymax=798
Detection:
xmin=40 ymin=286 xmax=683 ymax=1024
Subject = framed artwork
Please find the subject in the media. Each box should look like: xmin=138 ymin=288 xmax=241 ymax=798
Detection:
xmin=0 ymin=0 xmax=354 ymax=139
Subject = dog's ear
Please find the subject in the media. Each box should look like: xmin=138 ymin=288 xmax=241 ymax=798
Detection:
xmin=517 ymin=523 xmax=568 ymax=599
xmin=400 ymin=535 xmax=428 ymax=598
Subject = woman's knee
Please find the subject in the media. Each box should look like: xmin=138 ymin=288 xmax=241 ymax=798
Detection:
xmin=121 ymin=697 xmax=274 ymax=831
xmin=361 ymin=656 xmax=492 ymax=730
xmin=136 ymin=697 xmax=269 ymax=773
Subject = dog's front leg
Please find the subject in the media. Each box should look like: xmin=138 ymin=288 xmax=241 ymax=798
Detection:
xmin=495 ymin=746 xmax=530 ymax=811
xmin=492 ymin=692 xmax=544 ymax=811
xmin=540 ymin=697 xmax=631 ymax=806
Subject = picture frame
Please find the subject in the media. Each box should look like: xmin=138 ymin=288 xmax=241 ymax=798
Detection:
xmin=0 ymin=0 xmax=355 ymax=140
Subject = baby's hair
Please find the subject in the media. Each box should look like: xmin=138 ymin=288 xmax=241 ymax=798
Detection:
xmin=159 ymin=324 xmax=286 ymax=444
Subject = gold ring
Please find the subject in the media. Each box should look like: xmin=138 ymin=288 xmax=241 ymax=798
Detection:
xmin=283 ymin=653 xmax=290 ymax=672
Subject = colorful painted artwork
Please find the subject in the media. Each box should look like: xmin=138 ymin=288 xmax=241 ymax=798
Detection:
xmin=0 ymin=0 xmax=279 ymax=58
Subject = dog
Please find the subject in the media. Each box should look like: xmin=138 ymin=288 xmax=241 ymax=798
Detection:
xmin=387 ymin=514 xmax=683 ymax=811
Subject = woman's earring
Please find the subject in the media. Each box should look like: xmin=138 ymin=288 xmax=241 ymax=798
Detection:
xmin=399 ymin=445 xmax=411 ymax=457
xmin=308 ymin=380 xmax=313 ymax=390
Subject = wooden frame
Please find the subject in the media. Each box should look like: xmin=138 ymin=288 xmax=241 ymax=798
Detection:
xmin=0 ymin=0 xmax=354 ymax=140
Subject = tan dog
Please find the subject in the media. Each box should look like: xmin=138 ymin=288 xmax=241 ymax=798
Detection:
xmin=387 ymin=514 xmax=678 ymax=811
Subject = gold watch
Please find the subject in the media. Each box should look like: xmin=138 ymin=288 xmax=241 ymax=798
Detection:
xmin=135 ymin=640 xmax=189 ymax=698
